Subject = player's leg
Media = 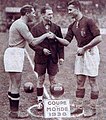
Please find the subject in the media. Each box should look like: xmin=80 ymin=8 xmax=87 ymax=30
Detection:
xmin=89 ymin=77 xmax=99 ymax=106
xmin=76 ymin=75 xmax=86 ymax=106
xmin=35 ymin=63 xmax=46 ymax=105
xmin=8 ymin=72 xmax=28 ymax=118
xmin=71 ymin=75 xmax=86 ymax=115
xmin=83 ymin=76 xmax=99 ymax=117
xmin=48 ymin=60 xmax=58 ymax=85
xmin=8 ymin=72 xmax=21 ymax=113
xmin=49 ymin=75 xmax=56 ymax=85
xmin=37 ymin=74 xmax=45 ymax=102
xmin=36 ymin=74 xmax=45 ymax=111
xmin=9 ymin=72 xmax=22 ymax=93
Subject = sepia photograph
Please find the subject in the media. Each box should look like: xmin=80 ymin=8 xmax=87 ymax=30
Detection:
xmin=0 ymin=0 xmax=106 ymax=119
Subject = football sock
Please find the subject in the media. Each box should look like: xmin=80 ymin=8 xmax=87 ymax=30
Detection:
xmin=8 ymin=92 xmax=20 ymax=112
xmin=37 ymin=87 xmax=43 ymax=102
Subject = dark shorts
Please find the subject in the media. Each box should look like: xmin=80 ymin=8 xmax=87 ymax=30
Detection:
xmin=34 ymin=60 xmax=59 ymax=76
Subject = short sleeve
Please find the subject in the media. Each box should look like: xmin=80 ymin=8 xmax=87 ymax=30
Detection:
xmin=87 ymin=18 xmax=100 ymax=37
xmin=18 ymin=23 xmax=34 ymax=44
xmin=65 ymin=24 xmax=74 ymax=42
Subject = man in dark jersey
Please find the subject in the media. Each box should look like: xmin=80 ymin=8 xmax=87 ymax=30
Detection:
xmin=29 ymin=6 xmax=64 ymax=109
xmin=54 ymin=0 xmax=102 ymax=117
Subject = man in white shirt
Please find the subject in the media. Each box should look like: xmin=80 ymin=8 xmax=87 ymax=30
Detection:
xmin=4 ymin=4 xmax=55 ymax=118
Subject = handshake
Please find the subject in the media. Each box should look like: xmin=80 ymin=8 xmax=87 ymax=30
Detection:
xmin=44 ymin=32 xmax=56 ymax=39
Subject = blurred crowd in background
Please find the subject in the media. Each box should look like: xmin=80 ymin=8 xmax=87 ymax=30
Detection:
xmin=0 ymin=0 xmax=106 ymax=32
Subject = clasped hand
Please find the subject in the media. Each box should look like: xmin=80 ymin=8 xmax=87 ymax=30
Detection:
xmin=46 ymin=32 xmax=55 ymax=39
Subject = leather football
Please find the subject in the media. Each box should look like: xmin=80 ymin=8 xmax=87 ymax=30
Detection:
xmin=24 ymin=82 xmax=34 ymax=93
xmin=50 ymin=83 xmax=64 ymax=97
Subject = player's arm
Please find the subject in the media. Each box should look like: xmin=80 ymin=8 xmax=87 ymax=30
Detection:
xmin=55 ymin=26 xmax=64 ymax=65
xmin=77 ymin=35 xmax=102 ymax=56
xmin=55 ymin=24 xmax=74 ymax=46
xmin=29 ymin=25 xmax=45 ymax=55
xmin=19 ymin=24 xmax=55 ymax=46
xmin=29 ymin=32 xmax=54 ymax=46
xmin=55 ymin=36 xmax=70 ymax=46
xmin=26 ymin=31 xmax=55 ymax=46
xmin=83 ymin=18 xmax=102 ymax=51
xmin=83 ymin=35 xmax=102 ymax=51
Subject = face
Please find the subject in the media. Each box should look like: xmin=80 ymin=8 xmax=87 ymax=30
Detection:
xmin=27 ymin=8 xmax=36 ymax=22
xmin=68 ymin=4 xmax=79 ymax=19
xmin=43 ymin=9 xmax=53 ymax=22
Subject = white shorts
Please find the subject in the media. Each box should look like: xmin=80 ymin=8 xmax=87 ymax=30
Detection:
xmin=4 ymin=47 xmax=25 ymax=72
xmin=75 ymin=46 xmax=100 ymax=77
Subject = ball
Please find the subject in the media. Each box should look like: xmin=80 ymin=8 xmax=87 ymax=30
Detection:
xmin=24 ymin=82 xmax=34 ymax=93
xmin=50 ymin=83 xmax=64 ymax=98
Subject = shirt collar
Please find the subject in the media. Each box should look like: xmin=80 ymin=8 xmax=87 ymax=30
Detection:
xmin=43 ymin=20 xmax=52 ymax=26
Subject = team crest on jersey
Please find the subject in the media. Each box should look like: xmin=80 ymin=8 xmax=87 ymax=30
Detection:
xmin=81 ymin=28 xmax=86 ymax=37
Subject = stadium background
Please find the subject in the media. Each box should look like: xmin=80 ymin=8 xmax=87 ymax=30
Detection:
xmin=0 ymin=0 xmax=106 ymax=120
xmin=0 ymin=0 xmax=106 ymax=32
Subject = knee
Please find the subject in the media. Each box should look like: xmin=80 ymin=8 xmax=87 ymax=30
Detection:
xmin=49 ymin=75 xmax=55 ymax=81
xmin=37 ymin=80 xmax=44 ymax=87
xmin=49 ymin=75 xmax=56 ymax=84
xmin=89 ymin=77 xmax=99 ymax=91
xmin=77 ymin=75 xmax=86 ymax=88
xmin=89 ymin=77 xmax=96 ymax=86
xmin=11 ymin=84 xmax=20 ymax=93
xmin=37 ymin=75 xmax=45 ymax=87
xmin=76 ymin=88 xmax=85 ymax=98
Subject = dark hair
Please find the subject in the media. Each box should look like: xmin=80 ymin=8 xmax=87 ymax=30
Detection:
xmin=20 ymin=5 xmax=33 ymax=16
xmin=67 ymin=0 xmax=81 ymax=10
xmin=40 ymin=6 xmax=52 ymax=14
